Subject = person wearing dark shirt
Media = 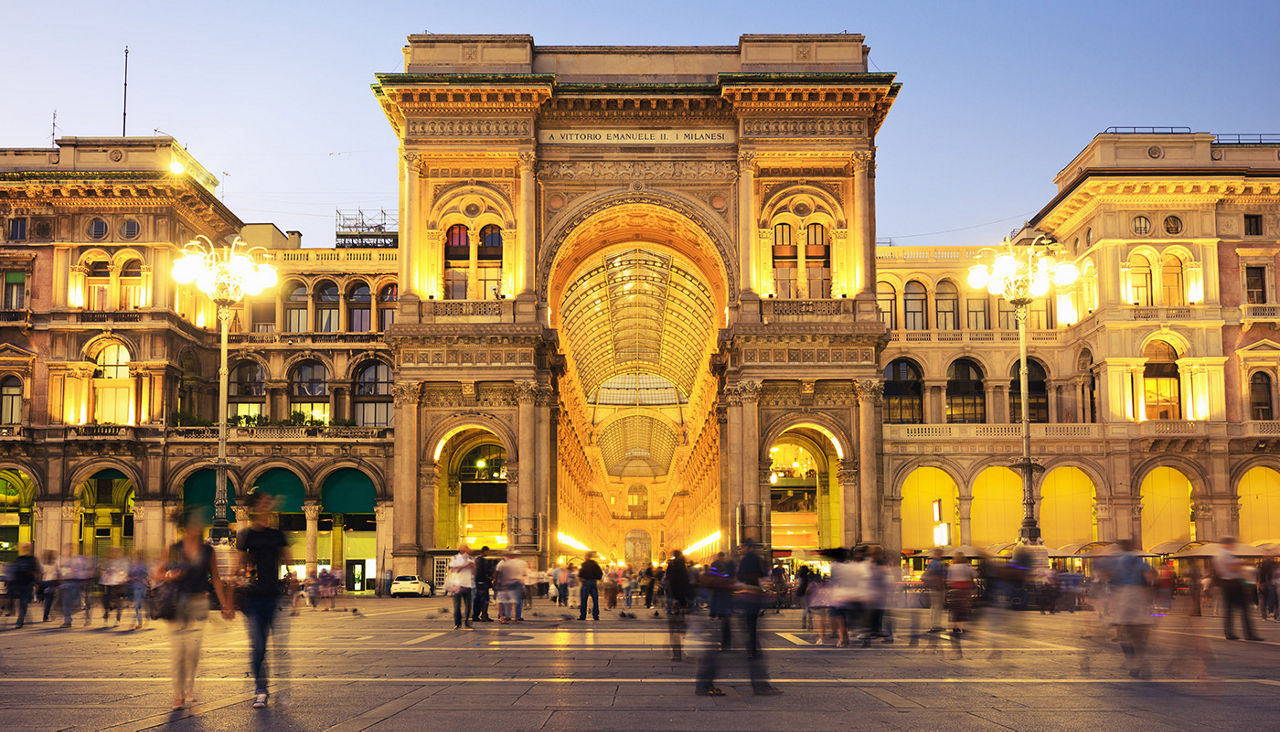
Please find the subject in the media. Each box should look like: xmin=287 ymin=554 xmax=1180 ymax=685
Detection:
xmin=8 ymin=542 xmax=38 ymax=629
xmin=162 ymin=509 xmax=232 ymax=710
xmin=472 ymin=546 xmax=495 ymax=623
xmin=696 ymin=539 xmax=781 ymax=697
xmin=236 ymin=491 xmax=291 ymax=709
xmin=578 ymin=552 xmax=603 ymax=621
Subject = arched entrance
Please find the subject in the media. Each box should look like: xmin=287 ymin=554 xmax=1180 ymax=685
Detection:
xmin=624 ymin=529 xmax=652 ymax=567
xmin=969 ymin=466 xmax=1022 ymax=548
xmin=321 ymin=468 xmax=378 ymax=591
xmin=73 ymin=468 xmax=134 ymax=558
xmin=180 ymin=468 xmax=237 ymax=527
xmin=900 ymin=467 xmax=959 ymax=551
xmin=765 ymin=427 xmax=842 ymax=554
xmin=249 ymin=467 xmax=307 ymax=575
xmin=1038 ymin=466 xmax=1097 ymax=547
xmin=546 ymin=200 xmax=730 ymax=560
xmin=435 ymin=430 xmax=509 ymax=552
xmin=0 ymin=468 xmax=36 ymax=561
xmin=1237 ymin=466 xmax=1280 ymax=545
xmin=1139 ymin=466 xmax=1194 ymax=551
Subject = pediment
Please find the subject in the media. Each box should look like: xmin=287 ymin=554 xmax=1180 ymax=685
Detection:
xmin=1238 ymin=338 xmax=1280 ymax=354
xmin=0 ymin=343 xmax=36 ymax=362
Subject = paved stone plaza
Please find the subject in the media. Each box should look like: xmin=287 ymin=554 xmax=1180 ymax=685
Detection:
xmin=0 ymin=596 xmax=1277 ymax=730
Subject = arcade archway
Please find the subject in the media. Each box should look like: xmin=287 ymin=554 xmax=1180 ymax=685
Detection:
xmin=900 ymin=466 xmax=960 ymax=551
xmin=1139 ymin=466 xmax=1194 ymax=551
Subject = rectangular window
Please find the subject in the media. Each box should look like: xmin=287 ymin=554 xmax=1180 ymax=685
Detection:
xmin=0 ymin=391 xmax=20 ymax=424
xmin=1130 ymin=271 xmax=1152 ymax=306
xmin=1244 ymin=214 xmax=1263 ymax=236
xmin=1144 ymin=376 xmax=1181 ymax=420
xmin=1028 ymin=299 xmax=1052 ymax=330
xmin=285 ymin=309 xmax=308 ymax=332
xmin=904 ymin=296 xmax=927 ymax=330
xmin=773 ymin=267 xmax=797 ymax=299
xmin=966 ymin=298 xmax=989 ymax=330
xmin=93 ymin=384 xmax=131 ymax=425
xmin=7 ymin=219 xmax=27 ymax=241
xmin=349 ymin=307 xmax=371 ymax=333
xmin=997 ymin=299 xmax=1017 ymax=330
xmin=444 ymin=270 xmax=468 ymax=300
xmin=805 ymin=266 xmax=831 ymax=299
xmin=478 ymin=265 xmax=502 ymax=300
xmin=230 ymin=402 xmax=262 ymax=419
xmin=290 ymin=401 xmax=330 ymax=423
xmin=379 ymin=307 xmax=395 ymax=331
xmin=87 ymin=282 xmax=109 ymax=311
xmin=355 ymin=401 xmax=393 ymax=427
xmin=119 ymin=284 xmax=141 ymax=310
xmin=3 ymin=272 xmax=24 ymax=309
xmin=315 ymin=308 xmax=337 ymax=332
xmin=1246 ymin=266 xmax=1268 ymax=305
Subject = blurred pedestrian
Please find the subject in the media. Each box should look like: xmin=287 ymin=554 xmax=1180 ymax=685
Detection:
xmin=446 ymin=543 xmax=475 ymax=630
xmin=100 ymin=547 xmax=128 ymax=627
xmin=865 ymin=546 xmax=893 ymax=644
xmin=578 ymin=552 xmax=603 ymax=621
xmin=831 ymin=545 xmax=870 ymax=647
xmin=1212 ymin=536 xmax=1261 ymax=641
xmin=39 ymin=549 xmax=58 ymax=623
xmin=6 ymin=542 xmax=38 ymax=629
xmin=1256 ymin=550 xmax=1277 ymax=621
xmin=923 ymin=548 xmax=946 ymax=633
xmin=1107 ymin=539 xmax=1156 ymax=677
xmin=127 ymin=549 xmax=149 ymax=630
xmin=946 ymin=551 xmax=975 ymax=638
xmin=473 ymin=546 xmax=494 ymax=623
xmin=495 ymin=551 xmax=527 ymax=623
xmin=160 ymin=509 xmax=233 ymax=710
xmin=59 ymin=544 xmax=93 ymax=628
xmin=236 ymin=490 xmax=291 ymax=708
xmin=554 ymin=564 xmax=570 ymax=607
xmin=695 ymin=539 xmax=780 ymax=696
xmin=667 ymin=550 xmax=690 ymax=661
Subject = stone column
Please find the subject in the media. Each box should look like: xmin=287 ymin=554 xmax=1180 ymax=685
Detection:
xmin=855 ymin=378 xmax=884 ymax=542
xmin=837 ymin=459 xmax=860 ymax=547
xmin=924 ymin=379 xmax=947 ymax=424
xmin=60 ymin=503 xmax=80 ymax=554
xmin=330 ymin=513 xmax=345 ymax=574
xmin=515 ymin=380 xmax=536 ymax=549
xmin=400 ymin=153 xmax=421 ymax=299
xmin=418 ymin=461 xmax=438 ymax=554
xmin=132 ymin=499 xmax=165 ymax=561
xmin=517 ymin=152 xmax=536 ymax=300
xmin=740 ymin=381 xmax=763 ymax=545
xmin=35 ymin=500 xmax=61 ymax=558
xmin=957 ymin=496 xmax=973 ymax=546
xmin=1047 ymin=381 xmax=1061 ymax=423
xmin=390 ymin=382 xmax=422 ymax=576
xmin=1094 ymin=500 xmax=1114 ymax=543
xmin=232 ymin=505 xmax=249 ymax=535
xmin=737 ymin=152 xmax=757 ymax=298
xmin=303 ymin=502 xmax=321 ymax=576
xmin=723 ymin=386 xmax=744 ymax=547
xmin=534 ymin=385 xmax=553 ymax=559
xmin=851 ymin=151 xmax=876 ymax=303
xmin=1192 ymin=499 xmax=1216 ymax=546
xmin=274 ymin=295 xmax=284 ymax=333
xmin=374 ymin=500 xmax=393 ymax=594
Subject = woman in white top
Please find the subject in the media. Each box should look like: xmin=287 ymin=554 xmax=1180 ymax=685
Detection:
xmin=946 ymin=552 xmax=975 ymax=633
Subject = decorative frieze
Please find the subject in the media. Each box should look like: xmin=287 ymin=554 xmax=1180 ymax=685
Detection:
xmin=740 ymin=344 xmax=876 ymax=365
xmin=406 ymin=118 xmax=533 ymax=140
xmin=742 ymin=117 xmax=866 ymax=138
xmin=535 ymin=160 xmax=737 ymax=180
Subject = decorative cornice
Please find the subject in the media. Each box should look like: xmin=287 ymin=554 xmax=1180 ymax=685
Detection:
xmin=742 ymin=117 xmax=867 ymax=139
xmin=854 ymin=378 xmax=884 ymax=404
xmin=536 ymin=160 xmax=736 ymax=180
xmin=406 ymin=117 xmax=534 ymax=141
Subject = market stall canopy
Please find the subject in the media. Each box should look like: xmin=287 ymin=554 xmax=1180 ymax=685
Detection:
xmin=1085 ymin=544 xmax=1156 ymax=558
xmin=1149 ymin=540 xmax=1196 ymax=556
xmin=1169 ymin=542 xmax=1268 ymax=559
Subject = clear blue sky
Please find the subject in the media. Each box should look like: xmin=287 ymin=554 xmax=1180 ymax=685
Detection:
xmin=4 ymin=0 xmax=1277 ymax=248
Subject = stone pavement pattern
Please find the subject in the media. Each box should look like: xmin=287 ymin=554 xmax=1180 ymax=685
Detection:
xmin=0 ymin=596 xmax=1277 ymax=730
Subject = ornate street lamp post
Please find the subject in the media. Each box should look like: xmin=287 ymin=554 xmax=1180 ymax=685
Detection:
xmin=967 ymin=236 xmax=1078 ymax=543
xmin=172 ymin=235 xmax=278 ymax=541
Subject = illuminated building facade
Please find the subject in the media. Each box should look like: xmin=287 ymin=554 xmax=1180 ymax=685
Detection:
xmin=0 ymin=35 xmax=1277 ymax=581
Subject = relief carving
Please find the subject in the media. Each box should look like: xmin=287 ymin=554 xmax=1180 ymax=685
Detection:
xmin=406 ymin=118 xmax=533 ymax=139
xmin=742 ymin=117 xmax=866 ymax=138
xmin=854 ymin=379 xmax=884 ymax=404
xmin=391 ymin=382 xmax=422 ymax=407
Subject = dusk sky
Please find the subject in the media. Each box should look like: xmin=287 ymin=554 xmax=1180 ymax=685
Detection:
xmin=4 ymin=0 xmax=1277 ymax=248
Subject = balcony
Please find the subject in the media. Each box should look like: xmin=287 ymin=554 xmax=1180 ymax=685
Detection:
xmin=260 ymin=249 xmax=398 ymax=269
xmin=1243 ymin=303 xmax=1280 ymax=329
xmin=229 ymin=331 xmax=386 ymax=346
xmin=67 ymin=425 xmax=137 ymax=439
xmin=0 ymin=425 xmax=23 ymax=438
xmin=1139 ymin=420 xmax=1209 ymax=437
xmin=1127 ymin=305 xmax=1198 ymax=321
xmin=1242 ymin=421 xmax=1280 ymax=437
xmin=888 ymin=329 xmax=1061 ymax=345
xmin=884 ymin=423 xmax=1104 ymax=440
xmin=761 ymin=298 xmax=855 ymax=321
xmin=168 ymin=425 xmax=393 ymax=440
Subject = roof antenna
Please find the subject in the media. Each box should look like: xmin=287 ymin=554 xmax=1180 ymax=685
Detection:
xmin=122 ymin=46 xmax=129 ymax=136
xmin=50 ymin=110 xmax=58 ymax=146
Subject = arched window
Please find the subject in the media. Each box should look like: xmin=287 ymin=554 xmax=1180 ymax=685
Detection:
xmin=966 ymin=294 xmax=990 ymax=330
xmin=86 ymin=260 xmax=110 ymax=311
xmin=883 ymin=358 xmax=924 ymax=424
xmin=1162 ymin=254 xmax=1185 ymax=306
xmin=772 ymin=223 xmax=797 ymax=298
xmin=284 ymin=281 xmax=308 ymax=332
xmin=876 ymin=282 xmax=896 ymax=330
xmin=805 ymin=223 xmax=831 ymax=299
xmin=93 ymin=343 xmax=132 ymax=424
xmin=935 ymin=280 xmax=959 ymax=330
xmin=903 ymin=280 xmax=927 ymax=330
xmin=1009 ymin=359 xmax=1050 ymax=423
xmin=443 ymin=224 xmax=470 ymax=300
xmin=1128 ymin=253 xmax=1153 ymax=306
xmin=229 ymin=362 xmax=265 ymax=419
xmin=946 ymin=358 xmax=986 ymax=424
xmin=477 ymin=225 xmax=503 ymax=300
xmin=353 ymin=361 xmax=393 ymax=427
xmin=1250 ymin=372 xmax=1274 ymax=421
xmin=378 ymin=284 xmax=398 ymax=331
xmin=347 ymin=282 xmax=371 ymax=332
xmin=314 ymin=280 xmax=339 ymax=332
xmin=119 ymin=259 xmax=143 ymax=310
xmin=289 ymin=361 xmax=330 ymax=422
xmin=1143 ymin=340 xmax=1180 ymax=420
xmin=0 ymin=376 xmax=21 ymax=424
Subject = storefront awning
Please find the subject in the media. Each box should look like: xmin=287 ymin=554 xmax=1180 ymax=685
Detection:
xmin=182 ymin=469 xmax=235 ymax=523
xmin=320 ymin=468 xmax=376 ymax=514
xmin=253 ymin=468 xmax=305 ymax=513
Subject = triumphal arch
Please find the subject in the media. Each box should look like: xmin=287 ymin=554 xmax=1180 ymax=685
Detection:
xmin=373 ymin=33 xmax=898 ymax=575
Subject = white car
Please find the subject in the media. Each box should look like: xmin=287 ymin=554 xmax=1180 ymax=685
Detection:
xmin=390 ymin=575 xmax=429 ymax=597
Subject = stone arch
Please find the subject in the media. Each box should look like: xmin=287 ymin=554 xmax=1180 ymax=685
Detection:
xmin=999 ymin=353 xmax=1053 ymax=380
xmin=167 ymin=458 xmax=241 ymax=501
xmin=230 ymin=351 xmax=273 ymax=382
xmin=312 ymin=459 xmax=388 ymax=500
xmin=428 ymin=181 xmax=517 ymax=230
xmin=81 ymin=333 xmax=139 ymax=362
xmin=425 ymin=413 xmax=519 ymax=465
xmin=960 ymin=455 xmax=1026 ymax=499
xmin=240 ymin=459 xmax=315 ymax=500
xmin=0 ymin=460 xmax=44 ymax=499
xmin=282 ymin=350 xmax=337 ymax=379
xmin=593 ymin=407 xmax=685 ymax=442
xmin=888 ymin=455 xmax=966 ymax=500
xmin=758 ymin=411 xmax=851 ymax=464
xmin=344 ymin=351 xmax=394 ymax=382
xmin=1039 ymin=456 xmax=1112 ymax=500
xmin=757 ymin=183 xmax=845 ymax=228
xmin=1131 ymin=455 xmax=1210 ymax=500
xmin=538 ymin=187 xmax=738 ymax=304
xmin=1137 ymin=329 xmax=1192 ymax=358
xmin=110 ymin=247 xmax=148 ymax=267
xmin=1231 ymin=455 xmax=1280 ymax=488
xmin=75 ymin=248 xmax=113 ymax=267
xmin=66 ymin=459 xmax=144 ymax=498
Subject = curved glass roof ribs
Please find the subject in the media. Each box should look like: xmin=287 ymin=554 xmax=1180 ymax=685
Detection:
xmin=596 ymin=414 xmax=678 ymax=477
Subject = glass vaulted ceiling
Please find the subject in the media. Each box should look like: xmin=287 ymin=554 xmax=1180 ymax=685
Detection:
xmin=560 ymin=248 xmax=717 ymax=477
